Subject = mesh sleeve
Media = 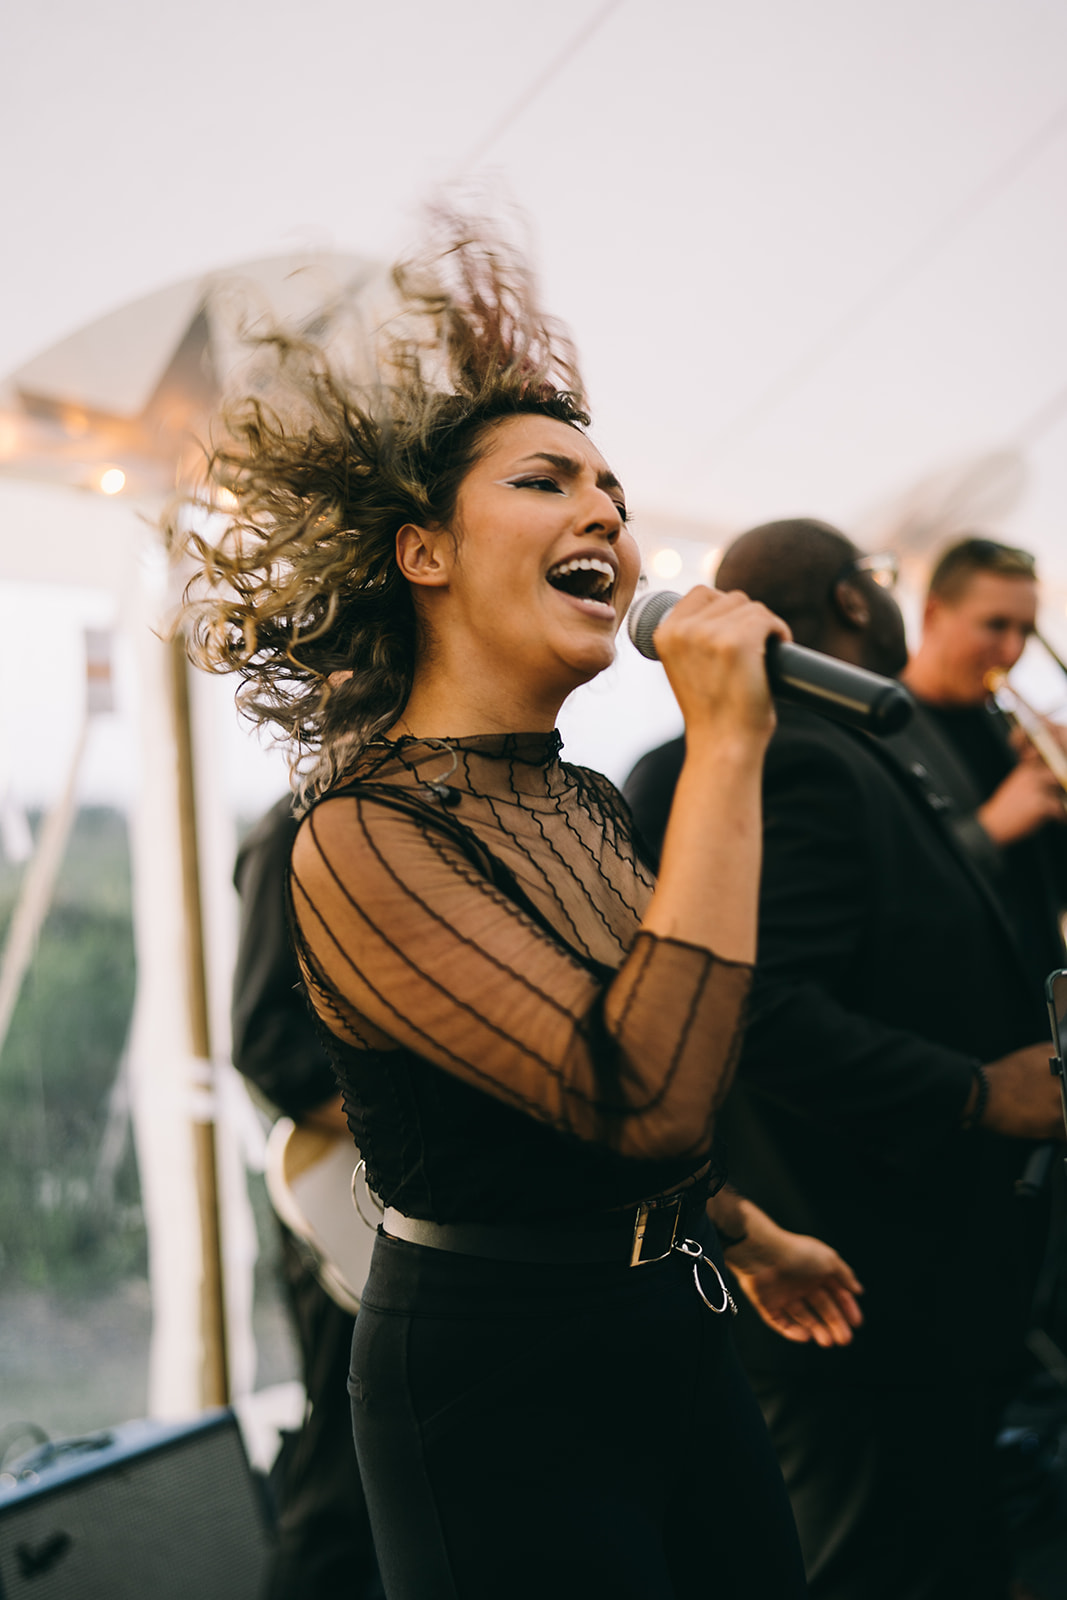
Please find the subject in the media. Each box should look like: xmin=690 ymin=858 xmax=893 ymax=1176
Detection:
xmin=289 ymin=792 xmax=752 ymax=1160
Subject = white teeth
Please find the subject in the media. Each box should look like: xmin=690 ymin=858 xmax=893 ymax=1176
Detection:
xmin=545 ymin=553 xmax=616 ymax=604
xmin=549 ymin=557 xmax=614 ymax=579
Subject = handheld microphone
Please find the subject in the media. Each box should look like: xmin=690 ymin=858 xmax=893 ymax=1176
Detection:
xmin=626 ymin=590 xmax=914 ymax=737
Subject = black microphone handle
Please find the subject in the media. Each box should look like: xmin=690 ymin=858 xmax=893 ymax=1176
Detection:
xmin=766 ymin=638 xmax=914 ymax=736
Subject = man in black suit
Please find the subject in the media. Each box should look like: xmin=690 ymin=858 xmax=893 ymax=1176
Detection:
xmin=623 ymin=520 xmax=1064 ymax=1600
xmin=234 ymin=797 xmax=381 ymax=1600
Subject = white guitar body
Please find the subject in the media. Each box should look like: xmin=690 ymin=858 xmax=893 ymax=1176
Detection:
xmin=264 ymin=1118 xmax=380 ymax=1315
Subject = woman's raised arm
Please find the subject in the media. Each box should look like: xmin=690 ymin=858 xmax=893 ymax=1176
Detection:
xmin=291 ymin=588 xmax=786 ymax=1161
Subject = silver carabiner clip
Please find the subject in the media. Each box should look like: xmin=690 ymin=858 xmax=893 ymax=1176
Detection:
xmin=351 ymin=1158 xmax=385 ymax=1232
xmin=673 ymin=1237 xmax=737 ymax=1316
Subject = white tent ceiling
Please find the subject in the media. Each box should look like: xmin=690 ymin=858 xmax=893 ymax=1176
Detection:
xmin=2 ymin=0 xmax=1066 ymax=804
xmin=0 ymin=251 xmax=384 ymax=498
xmin=4 ymin=0 xmax=1066 ymax=559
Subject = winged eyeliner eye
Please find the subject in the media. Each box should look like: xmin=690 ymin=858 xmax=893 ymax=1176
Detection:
xmin=511 ymin=475 xmax=563 ymax=492
xmin=509 ymin=475 xmax=629 ymax=520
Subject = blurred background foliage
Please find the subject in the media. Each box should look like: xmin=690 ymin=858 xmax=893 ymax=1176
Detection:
xmin=0 ymin=808 xmax=296 ymax=1437
xmin=0 ymin=808 xmax=143 ymax=1291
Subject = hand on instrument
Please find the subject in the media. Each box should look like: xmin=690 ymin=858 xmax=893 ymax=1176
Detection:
xmin=977 ymin=751 xmax=1066 ymax=845
xmin=1010 ymin=718 xmax=1067 ymax=761
xmin=651 ymin=586 xmax=791 ymax=746
xmin=974 ymin=1044 xmax=1066 ymax=1141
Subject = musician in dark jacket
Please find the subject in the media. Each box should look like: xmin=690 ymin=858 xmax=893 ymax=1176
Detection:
xmin=896 ymin=535 xmax=1067 ymax=982
xmin=234 ymin=797 xmax=381 ymax=1600
xmin=623 ymin=519 xmax=1064 ymax=1600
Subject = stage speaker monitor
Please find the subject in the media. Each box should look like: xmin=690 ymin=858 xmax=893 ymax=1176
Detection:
xmin=0 ymin=1409 xmax=273 ymax=1599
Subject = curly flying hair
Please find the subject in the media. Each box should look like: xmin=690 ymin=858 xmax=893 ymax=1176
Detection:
xmin=176 ymin=213 xmax=591 ymax=796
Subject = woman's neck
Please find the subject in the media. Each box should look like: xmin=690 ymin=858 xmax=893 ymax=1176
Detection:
xmin=394 ymin=676 xmax=565 ymax=741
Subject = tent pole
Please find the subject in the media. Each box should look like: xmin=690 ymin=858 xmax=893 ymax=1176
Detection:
xmin=0 ymin=716 xmax=88 ymax=1058
xmin=168 ymin=634 xmax=230 ymax=1408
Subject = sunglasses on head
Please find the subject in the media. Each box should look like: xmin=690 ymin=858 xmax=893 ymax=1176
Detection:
xmin=834 ymin=551 xmax=899 ymax=592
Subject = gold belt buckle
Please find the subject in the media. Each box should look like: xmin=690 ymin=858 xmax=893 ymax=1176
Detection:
xmin=629 ymin=1195 xmax=682 ymax=1267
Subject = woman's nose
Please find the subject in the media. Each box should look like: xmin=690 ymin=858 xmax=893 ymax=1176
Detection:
xmin=581 ymin=487 xmax=623 ymax=543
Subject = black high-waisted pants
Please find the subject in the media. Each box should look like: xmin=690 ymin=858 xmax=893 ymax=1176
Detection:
xmin=349 ymin=1229 xmax=806 ymax=1599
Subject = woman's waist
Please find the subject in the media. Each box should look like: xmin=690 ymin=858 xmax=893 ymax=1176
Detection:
xmin=370 ymin=1143 xmax=718 ymax=1226
xmin=333 ymin=1037 xmax=721 ymax=1218
xmin=382 ymin=1164 xmax=713 ymax=1265
xmin=360 ymin=1209 xmax=722 ymax=1321
xmin=344 ymin=1094 xmax=718 ymax=1227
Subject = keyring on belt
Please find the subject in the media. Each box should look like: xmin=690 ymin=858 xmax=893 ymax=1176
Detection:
xmin=673 ymin=1237 xmax=737 ymax=1316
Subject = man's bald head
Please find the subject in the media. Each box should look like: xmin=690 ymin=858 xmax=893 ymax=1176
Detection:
xmin=716 ymin=519 xmax=857 ymax=650
xmin=715 ymin=517 xmax=908 ymax=676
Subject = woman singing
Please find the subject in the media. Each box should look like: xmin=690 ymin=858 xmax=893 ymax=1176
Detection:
xmin=182 ymin=220 xmax=856 ymax=1598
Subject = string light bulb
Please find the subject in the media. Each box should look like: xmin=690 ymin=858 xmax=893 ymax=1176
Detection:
xmin=99 ymin=467 xmax=126 ymax=495
xmin=650 ymin=547 xmax=683 ymax=580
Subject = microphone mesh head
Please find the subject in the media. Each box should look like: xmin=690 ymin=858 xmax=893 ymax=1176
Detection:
xmin=626 ymin=590 xmax=680 ymax=660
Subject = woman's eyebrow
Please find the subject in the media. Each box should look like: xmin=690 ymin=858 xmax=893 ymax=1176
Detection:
xmin=514 ymin=451 xmax=624 ymax=494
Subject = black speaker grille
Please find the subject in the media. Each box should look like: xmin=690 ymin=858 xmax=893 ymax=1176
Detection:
xmin=0 ymin=1413 xmax=272 ymax=1599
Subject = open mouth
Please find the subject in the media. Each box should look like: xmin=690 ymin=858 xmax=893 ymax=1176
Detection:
xmin=545 ymin=556 xmax=616 ymax=606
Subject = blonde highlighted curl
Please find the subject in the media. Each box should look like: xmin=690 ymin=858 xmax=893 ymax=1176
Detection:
xmin=174 ymin=212 xmax=590 ymax=797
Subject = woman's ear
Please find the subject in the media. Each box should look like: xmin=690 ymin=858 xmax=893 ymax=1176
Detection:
xmin=396 ymin=523 xmax=453 ymax=588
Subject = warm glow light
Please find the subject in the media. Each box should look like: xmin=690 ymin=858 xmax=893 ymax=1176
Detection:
xmin=215 ymin=487 xmax=238 ymax=511
xmin=650 ymin=547 xmax=683 ymax=579
xmin=99 ymin=467 xmax=126 ymax=495
xmin=700 ymin=546 xmax=722 ymax=581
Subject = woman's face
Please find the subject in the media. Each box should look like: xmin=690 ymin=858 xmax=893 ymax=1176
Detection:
xmin=429 ymin=413 xmax=641 ymax=699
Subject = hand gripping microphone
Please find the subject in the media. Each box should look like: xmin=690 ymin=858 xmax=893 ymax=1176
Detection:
xmin=627 ymin=590 xmax=914 ymax=736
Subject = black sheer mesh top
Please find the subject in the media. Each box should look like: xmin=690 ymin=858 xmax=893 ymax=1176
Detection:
xmin=289 ymin=732 xmax=751 ymax=1224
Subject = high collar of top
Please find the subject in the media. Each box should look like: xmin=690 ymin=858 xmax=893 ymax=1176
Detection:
xmin=375 ymin=731 xmax=563 ymax=767
xmin=355 ymin=730 xmax=570 ymax=804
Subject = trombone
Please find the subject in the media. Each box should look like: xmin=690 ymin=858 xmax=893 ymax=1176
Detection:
xmin=985 ymin=638 xmax=1067 ymax=795
xmin=1035 ymin=629 xmax=1067 ymax=683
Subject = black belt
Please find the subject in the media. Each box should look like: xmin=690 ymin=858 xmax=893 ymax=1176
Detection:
xmin=381 ymin=1187 xmax=704 ymax=1268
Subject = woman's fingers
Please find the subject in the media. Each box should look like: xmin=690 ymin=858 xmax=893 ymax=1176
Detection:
xmin=807 ymin=1289 xmax=856 ymax=1346
xmin=650 ymin=585 xmax=792 ymax=736
xmin=742 ymin=1256 xmax=865 ymax=1349
xmin=773 ymin=1291 xmax=851 ymax=1349
xmin=767 ymin=1311 xmax=813 ymax=1344
xmin=654 ymin=585 xmax=790 ymax=651
xmin=836 ymin=1286 xmax=865 ymax=1326
xmin=833 ymin=1257 xmax=864 ymax=1297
